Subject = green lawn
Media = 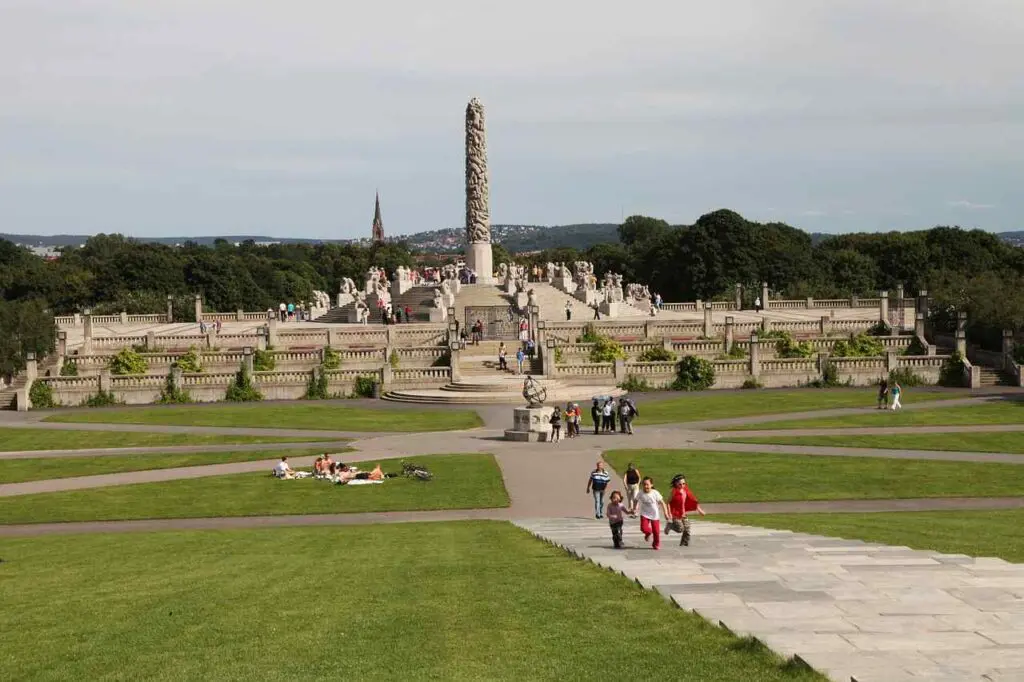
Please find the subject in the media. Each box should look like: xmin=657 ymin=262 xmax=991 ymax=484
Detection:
xmin=718 ymin=399 xmax=1024 ymax=431
xmin=0 ymin=448 xmax=351 ymax=484
xmin=44 ymin=404 xmax=484 ymax=432
xmin=0 ymin=454 xmax=509 ymax=523
xmin=0 ymin=427 xmax=333 ymax=452
xmin=601 ymin=449 xmax=1024 ymax=503
xmin=723 ymin=431 xmax=1024 ymax=454
xmin=638 ymin=388 xmax=961 ymax=424
xmin=715 ymin=511 xmax=1024 ymax=563
xmin=0 ymin=522 xmax=822 ymax=681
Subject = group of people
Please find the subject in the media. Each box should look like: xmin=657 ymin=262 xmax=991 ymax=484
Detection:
xmin=198 ymin=319 xmax=222 ymax=334
xmin=276 ymin=302 xmax=308 ymax=322
xmin=375 ymin=299 xmax=414 ymax=325
xmin=273 ymin=455 xmax=385 ymax=484
xmin=497 ymin=341 xmax=534 ymax=375
xmin=588 ymin=461 xmax=706 ymax=550
xmin=548 ymin=397 xmax=639 ymax=442
xmin=877 ymin=379 xmax=903 ymax=410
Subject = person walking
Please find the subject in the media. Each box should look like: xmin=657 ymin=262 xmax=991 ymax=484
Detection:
xmin=549 ymin=409 xmax=562 ymax=443
xmin=498 ymin=342 xmax=508 ymax=372
xmin=607 ymin=491 xmax=627 ymax=549
xmin=754 ymin=296 xmax=762 ymax=312
xmin=623 ymin=462 xmax=641 ymax=516
xmin=877 ymin=379 xmax=889 ymax=409
xmin=591 ymin=399 xmax=602 ymax=435
xmin=890 ymin=381 xmax=902 ymax=410
xmin=586 ymin=461 xmax=611 ymax=519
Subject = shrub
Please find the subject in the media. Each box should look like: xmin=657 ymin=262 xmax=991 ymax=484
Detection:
xmin=305 ymin=371 xmax=330 ymax=400
xmin=904 ymin=336 xmax=928 ymax=356
xmin=831 ymin=333 xmax=885 ymax=358
xmin=225 ymin=366 xmax=263 ymax=402
xmin=322 ymin=346 xmax=341 ymax=370
xmin=1014 ymin=343 xmax=1024 ymax=365
xmin=109 ymin=348 xmax=148 ymax=375
xmin=671 ymin=355 xmax=716 ymax=391
xmin=29 ymin=380 xmax=56 ymax=408
xmin=618 ymin=375 xmax=653 ymax=392
xmin=589 ymin=336 xmax=627 ymax=363
xmin=553 ymin=347 xmax=564 ymax=363
xmin=389 ymin=349 xmax=400 ymax=369
xmin=866 ymin=321 xmax=892 ymax=337
xmin=740 ymin=378 xmax=763 ymax=389
xmin=253 ymin=349 xmax=276 ymax=372
xmin=175 ymin=347 xmax=203 ymax=373
xmin=939 ymin=351 xmax=968 ymax=388
xmin=578 ymin=323 xmax=600 ymax=343
xmin=807 ymin=363 xmax=848 ymax=388
xmin=718 ymin=345 xmax=747 ymax=360
xmin=432 ymin=350 xmax=451 ymax=367
xmin=81 ymin=390 xmax=122 ymax=408
xmin=887 ymin=367 xmax=929 ymax=388
xmin=352 ymin=375 xmax=377 ymax=398
xmin=59 ymin=360 xmax=78 ymax=376
xmin=157 ymin=372 xmax=192 ymax=404
xmin=637 ymin=346 xmax=676 ymax=362
xmin=771 ymin=332 xmax=814 ymax=359
xmin=758 ymin=329 xmax=788 ymax=340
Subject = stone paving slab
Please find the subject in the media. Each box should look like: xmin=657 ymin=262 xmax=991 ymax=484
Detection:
xmin=515 ymin=517 xmax=1024 ymax=682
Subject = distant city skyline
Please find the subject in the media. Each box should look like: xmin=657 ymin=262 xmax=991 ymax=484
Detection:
xmin=2 ymin=1 xmax=1021 ymax=238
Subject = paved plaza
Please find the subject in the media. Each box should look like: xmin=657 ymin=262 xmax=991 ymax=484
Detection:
xmin=2 ymin=393 xmax=1024 ymax=680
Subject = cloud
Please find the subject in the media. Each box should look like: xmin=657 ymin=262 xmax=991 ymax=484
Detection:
xmin=946 ymin=200 xmax=996 ymax=210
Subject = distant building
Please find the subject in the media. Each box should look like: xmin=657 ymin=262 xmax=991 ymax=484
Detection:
xmin=371 ymin=192 xmax=384 ymax=243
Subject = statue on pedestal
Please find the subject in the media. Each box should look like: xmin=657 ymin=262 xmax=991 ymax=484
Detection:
xmin=522 ymin=375 xmax=547 ymax=407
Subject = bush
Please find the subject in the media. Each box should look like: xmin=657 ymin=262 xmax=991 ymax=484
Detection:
xmin=225 ymin=366 xmax=263 ymax=402
xmin=671 ymin=355 xmax=716 ymax=391
xmin=939 ymin=351 xmax=968 ymax=388
xmin=109 ymin=348 xmax=148 ymax=375
xmin=904 ymin=336 xmax=928 ymax=356
xmin=887 ymin=367 xmax=929 ymax=388
xmin=807 ymin=363 xmax=848 ymax=388
xmin=770 ymin=332 xmax=814 ymax=359
xmin=578 ymin=323 xmax=600 ymax=343
xmin=718 ymin=345 xmax=748 ymax=360
xmin=432 ymin=350 xmax=451 ymax=367
xmin=618 ymin=375 xmax=653 ymax=392
xmin=59 ymin=360 xmax=78 ymax=376
xmin=175 ymin=347 xmax=203 ymax=373
xmin=740 ymin=378 xmax=763 ymax=389
xmin=637 ymin=346 xmax=676 ymax=362
xmin=29 ymin=380 xmax=56 ymax=408
xmin=157 ymin=372 xmax=192 ymax=404
xmin=389 ymin=349 xmax=400 ymax=369
xmin=553 ymin=347 xmax=564 ymax=363
xmin=352 ymin=375 xmax=377 ymax=398
xmin=322 ymin=346 xmax=341 ymax=370
xmin=305 ymin=371 xmax=330 ymax=400
xmin=81 ymin=390 xmax=122 ymax=408
xmin=589 ymin=336 xmax=627 ymax=363
xmin=1014 ymin=343 xmax=1024 ymax=365
xmin=253 ymin=349 xmax=275 ymax=372
xmin=831 ymin=333 xmax=885 ymax=358
xmin=866 ymin=321 xmax=892 ymax=336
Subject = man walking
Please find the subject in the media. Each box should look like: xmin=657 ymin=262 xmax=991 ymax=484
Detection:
xmin=586 ymin=461 xmax=611 ymax=519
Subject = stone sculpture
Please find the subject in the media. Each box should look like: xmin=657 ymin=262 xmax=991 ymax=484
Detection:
xmin=465 ymin=98 xmax=490 ymax=244
xmin=522 ymin=375 xmax=547 ymax=407
xmin=432 ymin=289 xmax=444 ymax=309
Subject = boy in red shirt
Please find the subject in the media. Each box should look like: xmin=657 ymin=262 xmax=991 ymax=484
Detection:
xmin=665 ymin=474 xmax=706 ymax=546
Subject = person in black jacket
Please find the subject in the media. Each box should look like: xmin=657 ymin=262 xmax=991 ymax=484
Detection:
xmin=591 ymin=399 xmax=601 ymax=435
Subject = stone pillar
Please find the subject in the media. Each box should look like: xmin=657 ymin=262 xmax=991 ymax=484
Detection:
xmin=536 ymin=319 xmax=547 ymax=350
xmin=73 ymin=313 xmax=81 ymax=326
xmin=748 ymin=332 xmax=761 ymax=377
xmin=464 ymin=97 xmax=494 ymax=284
xmin=817 ymin=351 xmax=830 ymax=377
xmin=879 ymin=291 xmax=889 ymax=324
xmin=326 ymin=328 xmax=336 ymax=348
xmin=543 ymin=340 xmax=556 ymax=376
xmin=242 ymin=347 xmax=254 ymax=374
xmin=886 ymin=351 xmax=898 ymax=373
xmin=734 ymin=283 xmax=743 ymax=310
xmin=170 ymin=366 xmax=183 ymax=390
xmin=820 ymin=315 xmax=830 ymax=336
xmin=146 ymin=331 xmax=156 ymax=350
xmin=82 ymin=310 xmax=93 ymax=354
xmin=256 ymin=327 xmax=268 ymax=351
xmin=955 ymin=330 xmax=967 ymax=356
xmin=806 ymin=297 xmax=814 ymax=309
xmin=266 ymin=320 xmax=278 ymax=349
xmin=760 ymin=317 xmax=772 ymax=333
xmin=449 ymin=341 xmax=461 ymax=382
xmin=120 ymin=311 xmax=127 ymax=325
xmin=896 ymin=283 xmax=905 ymax=301
xmin=956 ymin=311 xmax=968 ymax=332
xmin=1003 ymin=329 xmax=1015 ymax=358
xmin=643 ymin=321 xmax=653 ymax=339
xmin=703 ymin=302 xmax=713 ymax=338
xmin=613 ymin=358 xmax=626 ymax=381
xmin=57 ymin=331 xmax=67 ymax=359
xmin=25 ymin=352 xmax=37 ymax=383
xmin=381 ymin=362 xmax=394 ymax=389
xmin=205 ymin=331 xmax=215 ymax=350
xmin=236 ymin=309 xmax=244 ymax=322
xmin=166 ymin=295 xmax=174 ymax=323
xmin=695 ymin=299 xmax=703 ymax=312
xmin=917 ymin=290 xmax=929 ymax=316
xmin=99 ymin=368 xmax=111 ymax=393
xmin=760 ymin=282 xmax=769 ymax=309
xmin=851 ymin=294 xmax=859 ymax=308
xmin=194 ymin=294 xmax=203 ymax=322
xmin=662 ymin=336 xmax=673 ymax=352
xmin=724 ymin=316 xmax=735 ymax=353
xmin=914 ymin=312 xmax=926 ymax=339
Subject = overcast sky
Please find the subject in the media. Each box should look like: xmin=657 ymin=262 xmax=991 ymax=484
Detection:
xmin=2 ymin=0 xmax=1022 ymax=239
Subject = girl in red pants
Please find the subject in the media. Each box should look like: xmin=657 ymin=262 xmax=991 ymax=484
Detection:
xmin=634 ymin=477 xmax=669 ymax=550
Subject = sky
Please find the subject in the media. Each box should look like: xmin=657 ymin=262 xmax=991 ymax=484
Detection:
xmin=1 ymin=0 xmax=1022 ymax=239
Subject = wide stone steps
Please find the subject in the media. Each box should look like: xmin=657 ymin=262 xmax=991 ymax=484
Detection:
xmin=978 ymin=368 xmax=1016 ymax=386
xmin=382 ymin=375 xmax=625 ymax=404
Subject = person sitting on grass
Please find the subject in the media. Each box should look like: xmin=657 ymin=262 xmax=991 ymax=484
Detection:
xmin=335 ymin=464 xmax=385 ymax=484
xmin=274 ymin=457 xmax=295 ymax=480
xmin=313 ymin=455 xmax=326 ymax=478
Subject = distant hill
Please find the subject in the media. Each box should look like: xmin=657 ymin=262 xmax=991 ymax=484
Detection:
xmin=3 ymin=224 xmax=1020 ymax=253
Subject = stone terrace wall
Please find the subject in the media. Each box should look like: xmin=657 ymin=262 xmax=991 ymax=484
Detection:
xmin=543 ymin=318 xmax=880 ymax=344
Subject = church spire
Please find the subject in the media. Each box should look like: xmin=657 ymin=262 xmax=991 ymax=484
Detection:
xmin=371 ymin=191 xmax=384 ymax=243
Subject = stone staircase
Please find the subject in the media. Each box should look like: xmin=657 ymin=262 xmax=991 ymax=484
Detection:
xmin=978 ymin=367 xmax=1016 ymax=387
xmin=0 ymin=375 xmax=24 ymax=410
xmin=525 ymin=282 xmax=649 ymax=322
xmin=459 ymin=340 xmax=542 ymax=376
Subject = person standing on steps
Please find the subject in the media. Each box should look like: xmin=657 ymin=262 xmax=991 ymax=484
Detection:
xmin=586 ymin=461 xmax=611 ymax=519
xmin=498 ymin=342 xmax=507 ymax=372
xmin=516 ymin=347 xmax=526 ymax=375
xmin=890 ymin=381 xmax=902 ymax=410
xmin=565 ymin=301 xmax=572 ymax=321
xmin=623 ymin=462 xmax=641 ymax=516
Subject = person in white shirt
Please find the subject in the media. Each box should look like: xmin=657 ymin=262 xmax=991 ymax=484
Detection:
xmin=274 ymin=457 xmax=295 ymax=479
xmin=634 ymin=477 xmax=670 ymax=550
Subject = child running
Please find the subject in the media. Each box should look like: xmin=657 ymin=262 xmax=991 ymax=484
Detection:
xmin=664 ymin=474 xmax=707 ymax=546
xmin=634 ymin=477 xmax=670 ymax=550
xmin=606 ymin=491 xmax=627 ymax=549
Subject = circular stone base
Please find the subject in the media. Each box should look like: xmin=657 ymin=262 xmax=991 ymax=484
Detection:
xmin=503 ymin=406 xmax=555 ymax=442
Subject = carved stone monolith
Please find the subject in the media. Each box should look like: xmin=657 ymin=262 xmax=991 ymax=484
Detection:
xmin=465 ymin=97 xmax=494 ymax=283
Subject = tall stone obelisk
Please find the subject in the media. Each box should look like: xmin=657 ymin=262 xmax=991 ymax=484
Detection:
xmin=464 ymin=97 xmax=494 ymax=284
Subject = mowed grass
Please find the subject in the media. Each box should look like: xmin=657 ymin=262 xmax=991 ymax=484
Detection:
xmin=719 ymin=399 xmax=1024 ymax=431
xmin=0 ymin=454 xmax=508 ymax=523
xmin=0 ymin=448 xmax=350 ymax=484
xmin=0 ymin=427 xmax=333 ymax=452
xmin=638 ymin=388 xmax=960 ymax=424
xmin=0 ymin=522 xmax=823 ymax=681
xmin=44 ymin=403 xmax=484 ymax=432
xmin=601 ymin=449 xmax=1024 ymax=503
xmin=714 ymin=511 xmax=1024 ymax=563
xmin=723 ymin=432 xmax=1024 ymax=454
